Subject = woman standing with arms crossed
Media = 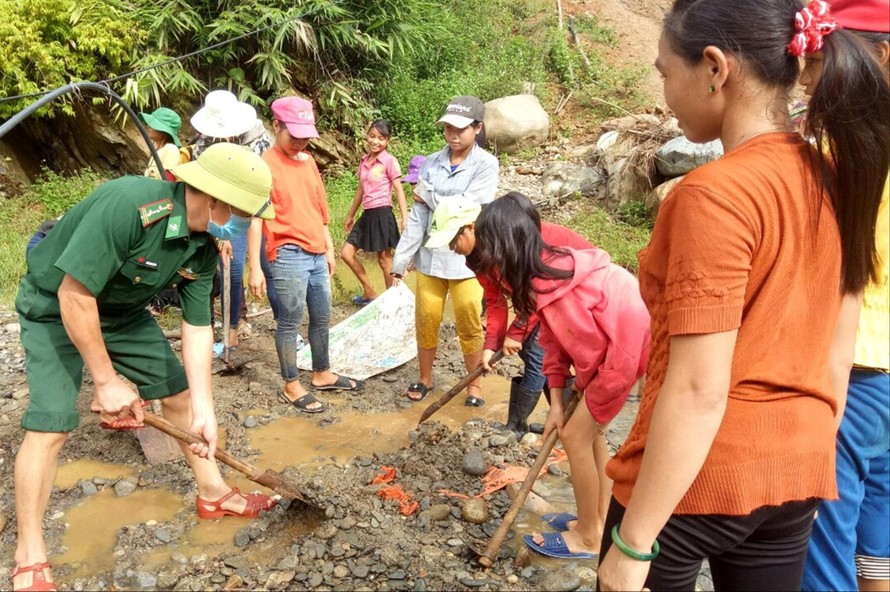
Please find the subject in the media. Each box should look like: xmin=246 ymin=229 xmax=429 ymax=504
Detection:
xmin=391 ymin=96 xmax=498 ymax=406
xmin=597 ymin=0 xmax=889 ymax=589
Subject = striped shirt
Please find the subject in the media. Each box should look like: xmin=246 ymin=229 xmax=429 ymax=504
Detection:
xmin=392 ymin=144 xmax=498 ymax=279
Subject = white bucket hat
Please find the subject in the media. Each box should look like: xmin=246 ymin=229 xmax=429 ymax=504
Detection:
xmin=191 ymin=90 xmax=257 ymax=139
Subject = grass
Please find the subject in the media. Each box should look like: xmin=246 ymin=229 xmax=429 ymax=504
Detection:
xmin=553 ymin=196 xmax=652 ymax=272
xmin=0 ymin=168 xmax=104 ymax=305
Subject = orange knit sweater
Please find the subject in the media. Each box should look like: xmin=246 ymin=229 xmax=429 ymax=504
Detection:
xmin=608 ymin=133 xmax=842 ymax=516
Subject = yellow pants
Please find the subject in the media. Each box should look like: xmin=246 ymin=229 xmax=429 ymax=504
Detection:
xmin=415 ymin=271 xmax=484 ymax=354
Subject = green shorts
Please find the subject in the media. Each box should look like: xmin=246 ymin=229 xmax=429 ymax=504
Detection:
xmin=16 ymin=281 xmax=188 ymax=432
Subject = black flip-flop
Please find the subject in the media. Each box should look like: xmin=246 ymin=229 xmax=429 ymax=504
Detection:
xmin=311 ymin=374 xmax=364 ymax=392
xmin=405 ymin=382 xmax=431 ymax=402
xmin=278 ymin=390 xmax=327 ymax=414
xmin=465 ymin=395 xmax=486 ymax=407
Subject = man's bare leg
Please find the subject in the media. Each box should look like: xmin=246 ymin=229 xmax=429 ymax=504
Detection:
xmin=13 ymin=431 xmax=66 ymax=590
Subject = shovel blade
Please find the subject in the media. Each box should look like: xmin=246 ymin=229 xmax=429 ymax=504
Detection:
xmin=254 ymin=469 xmax=313 ymax=505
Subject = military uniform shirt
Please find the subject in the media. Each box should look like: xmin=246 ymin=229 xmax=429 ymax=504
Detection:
xmin=23 ymin=176 xmax=218 ymax=326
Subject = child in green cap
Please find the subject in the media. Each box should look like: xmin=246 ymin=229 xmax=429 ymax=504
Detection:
xmin=139 ymin=107 xmax=184 ymax=180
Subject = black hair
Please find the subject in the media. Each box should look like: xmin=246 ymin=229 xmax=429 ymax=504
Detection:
xmin=471 ymin=192 xmax=572 ymax=320
xmin=664 ymin=0 xmax=890 ymax=293
xmin=368 ymin=119 xmax=393 ymax=138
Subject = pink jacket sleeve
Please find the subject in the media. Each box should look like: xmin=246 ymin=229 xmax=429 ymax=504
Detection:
xmin=539 ymin=291 xmax=649 ymax=424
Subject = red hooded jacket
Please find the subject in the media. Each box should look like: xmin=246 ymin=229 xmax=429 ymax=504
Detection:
xmin=535 ymin=248 xmax=651 ymax=424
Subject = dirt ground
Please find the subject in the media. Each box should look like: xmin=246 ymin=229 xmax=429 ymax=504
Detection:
xmin=0 ymin=1 xmax=691 ymax=590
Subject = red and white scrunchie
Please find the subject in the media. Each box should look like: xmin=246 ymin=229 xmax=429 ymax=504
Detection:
xmin=788 ymin=0 xmax=840 ymax=57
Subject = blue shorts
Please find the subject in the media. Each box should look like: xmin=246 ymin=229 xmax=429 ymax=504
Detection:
xmin=803 ymin=369 xmax=890 ymax=589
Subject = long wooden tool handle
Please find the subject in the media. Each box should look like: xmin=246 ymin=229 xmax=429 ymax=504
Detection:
xmin=417 ymin=349 xmax=505 ymax=425
xmin=478 ymin=393 xmax=581 ymax=567
xmin=222 ymin=258 xmax=232 ymax=365
xmin=142 ymin=411 xmax=261 ymax=479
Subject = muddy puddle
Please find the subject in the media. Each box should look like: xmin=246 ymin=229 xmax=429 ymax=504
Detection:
xmin=42 ymin=371 xmax=602 ymax=585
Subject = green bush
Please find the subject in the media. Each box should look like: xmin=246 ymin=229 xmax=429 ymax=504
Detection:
xmin=0 ymin=169 xmax=105 ymax=304
xmin=560 ymin=199 xmax=651 ymax=271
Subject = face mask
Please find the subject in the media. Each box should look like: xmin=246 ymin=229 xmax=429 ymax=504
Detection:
xmin=207 ymin=203 xmax=251 ymax=240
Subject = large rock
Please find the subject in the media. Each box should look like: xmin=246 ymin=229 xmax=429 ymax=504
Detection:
xmin=541 ymin=162 xmax=603 ymax=200
xmin=646 ymin=175 xmax=684 ymax=217
xmin=483 ymin=95 xmax=550 ymax=154
xmin=655 ymin=135 xmax=723 ymax=177
xmin=594 ymin=129 xmax=656 ymax=207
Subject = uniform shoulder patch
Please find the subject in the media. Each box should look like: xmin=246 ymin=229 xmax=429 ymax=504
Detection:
xmin=139 ymin=199 xmax=174 ymax=227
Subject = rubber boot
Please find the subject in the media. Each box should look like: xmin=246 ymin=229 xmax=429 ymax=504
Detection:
xmin=506 ymin=376 xmax=542 ymax=437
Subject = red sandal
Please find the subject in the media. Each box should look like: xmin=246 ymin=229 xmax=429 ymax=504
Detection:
xmin=11 ymin=562 xmax=57 ymax=592
xmin=195 ymin=487 xmax=277 ymax=519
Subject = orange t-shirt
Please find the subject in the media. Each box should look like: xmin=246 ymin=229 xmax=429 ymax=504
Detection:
xmin=262 ymin=147 xmax=329 ymax=259
xmin=608 ymin=132 xmax=842 ymax=516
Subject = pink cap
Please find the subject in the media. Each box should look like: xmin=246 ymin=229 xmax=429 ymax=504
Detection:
xmin=271 ymin=97 xmax=319 ymax=139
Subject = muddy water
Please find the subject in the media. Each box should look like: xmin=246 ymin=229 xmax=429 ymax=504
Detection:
xmin=54 ymin=459 xmax=135 ymax=490
xmin=248 ymin=373 xmax=549 ymax=470
xmin=55 ymin=488 xmax=180 ymax=577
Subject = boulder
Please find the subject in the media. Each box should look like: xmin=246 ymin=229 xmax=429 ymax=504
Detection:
xmin=483 ymin=95 xmax=550 ymax=154
xmin=646 ymin=176 xmax=685 ymax=217
xmin=655 ymin=135 xmax=723 ymax=177
xmin=541 ymin=162 xmax=603 ymax=199
xmin=595 ymin=129 xmax=656 ymax=207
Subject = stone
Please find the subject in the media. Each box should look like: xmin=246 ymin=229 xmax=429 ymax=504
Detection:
xmin=113 ymin=478 xmax=137 ymax=497
xmin=461 ymin=450 xmax=487 ymax=476
xmin=12 ymin=387 xmax=28 ymax=400
xmin=135 ymin=427 xmax=181 ymax=465
xmin=488 ymin=434 xmax=510 ymax=447
xmin=655 ymin=136 xmax=723 ymax=177
xmin=388 ymin=570 xmax=407 ymax=580
xmin=541 ymin=163 xmax=603 ymax=200
xmin=418 ymin=504 xmax=451 ymax=521
xmin=224 ymin=556 xmax=248 ymax=570
xmin=520 ymin=432 xmax=540 ymax=447
xmin=351 ymin=565 xmax=370 ymax=579
xmin=459 ymin=577 xmax=486 ymax=588
xmin=129 ymin=571 xmax=158 ymax=590
xmin=646 ymin=175 xmax=684 ymax=217
xmin=308 ymin=572 xmax=323 ymax=588
xmin=333 ymin=565 xmax=349 ymax=579
xmin=483 ymin=95 xmax=550 ymax=154
xmin=460 ymin=498 xmax=490 ymax=524
xmin=507 ymin=574 xmax=519 ymax=584
xmin=547 ymin=464 xmax=563 ymax=476
xmin=223 ymin=575 xmax=243 ymax=590
xmin=80 ymin=481 xmax=99 ymax=496
xmin=505 ymin=483 xmax=556 ymax=515
xmin=242 ymin=416 xmax=258 ymax=428
xmin=4 ymin=323 xmax=20 ymax=334
xmin=267 ymin=571 xmax=296 ymax=589
xmin=234 ymin=528 xmax=251 ymax=548
xmin=155 ymin=528 xmax=173 ymax=543
xmin=531 ymin=482 xmax=551 ymax=498
xmin=0 ymin=513 xmax=7 ymax=535
xmin=446 ymin=538 xmax=464 ymax=547
xmin=541 ymin=568 xmax=582 ymax=592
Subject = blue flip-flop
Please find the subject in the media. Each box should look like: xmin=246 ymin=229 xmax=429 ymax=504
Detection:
xmin=351 ymin=295 xmax=373 ymax=306
xmin=541 ymin=512 xmax=578 ymax=532
xmin=523 ymin=532 xmax=598 ymax=560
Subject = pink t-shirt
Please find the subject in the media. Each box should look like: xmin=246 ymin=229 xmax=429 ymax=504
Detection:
xmin=359 ymin=150 xmax=402 ymax=210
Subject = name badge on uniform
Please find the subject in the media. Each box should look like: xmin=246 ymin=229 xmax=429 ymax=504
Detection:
xmin=139 ymin=199 xmax=174 ymax=227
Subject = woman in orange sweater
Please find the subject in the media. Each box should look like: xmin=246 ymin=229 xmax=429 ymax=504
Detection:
xmin=597 ymin=0 xmax=889 ymax=590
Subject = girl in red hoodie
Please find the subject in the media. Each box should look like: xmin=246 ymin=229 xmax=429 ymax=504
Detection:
xmin=471 ymin=196 xmax=651 ymax=560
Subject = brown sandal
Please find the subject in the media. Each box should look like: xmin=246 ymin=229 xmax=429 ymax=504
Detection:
xmin=11 ymin=562 xmax=57 ymax=592
xmin=195 ymin=487 xmax=277 ymax=519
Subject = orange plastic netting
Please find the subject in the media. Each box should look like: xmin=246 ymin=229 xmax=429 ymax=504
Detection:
xmin=438 ymin=446 xmax=567 ymax=500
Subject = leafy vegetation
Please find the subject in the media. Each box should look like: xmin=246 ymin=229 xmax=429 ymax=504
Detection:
xmin=0 ymin=168 xmax=105 ymax=303
xmin=557 ymin=197 xmax=652 ymax=271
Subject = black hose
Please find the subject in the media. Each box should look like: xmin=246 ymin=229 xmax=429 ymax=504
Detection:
xmin=0 ymin=81 xmax=166 ymax=176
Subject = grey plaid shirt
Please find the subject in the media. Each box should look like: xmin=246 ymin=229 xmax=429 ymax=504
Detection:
xmin=392 ymin=144 xmax=499 ymax=279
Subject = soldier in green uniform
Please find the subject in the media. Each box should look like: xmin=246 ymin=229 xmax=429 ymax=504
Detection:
xmin=11 ymin=143 xmax=278 ymax=592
